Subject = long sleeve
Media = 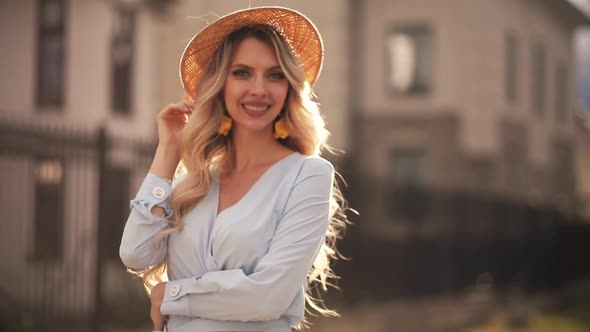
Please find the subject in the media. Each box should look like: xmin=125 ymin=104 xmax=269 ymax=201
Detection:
xmin=119 ymin=173 xmax=174 ymax=270
xmin=160 ymin=158 xmax=334 ymax=321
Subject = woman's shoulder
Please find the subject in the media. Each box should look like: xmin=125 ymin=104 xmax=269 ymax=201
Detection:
xmin=294 ymin=153 xmax=334 ymax=176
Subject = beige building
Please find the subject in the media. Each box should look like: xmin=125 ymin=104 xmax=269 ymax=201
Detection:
xmin=345 ymin=0 xmax=589 ymax=240
xmin=1 ymin=0 xmax=588 ymax=325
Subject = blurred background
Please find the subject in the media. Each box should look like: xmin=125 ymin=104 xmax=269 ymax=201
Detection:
xmin=1 ymin=0 xmax=590 ymax=331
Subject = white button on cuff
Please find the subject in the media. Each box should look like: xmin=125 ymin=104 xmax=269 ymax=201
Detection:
xmin=169 ymin=284 xmax=180 ymax=297
xmin=153 ymin=187 xmax=166 ymax=199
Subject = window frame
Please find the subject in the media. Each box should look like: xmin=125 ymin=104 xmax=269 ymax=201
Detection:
xmin=531 ymin=42 xmax=546 ymax=117
xmin=505 ymin=31 xmax=519 ymax=104
xmin=385 ymin=23 xmax=434 ymax=97
xmin=110 ymin=5 xmax=136 ymax=115
xmin=388 ymin=147 xmax=430 ymax=221
xmin=35 ymin=0 xmax=67 ymax=110
xmin=555 ymin=63 xmax=568 ymax=124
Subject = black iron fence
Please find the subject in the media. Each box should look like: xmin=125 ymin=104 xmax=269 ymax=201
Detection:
xmin=336 ymin=179 xmax=590 ymax=301
xmin=0 ymin=117 xmax=155 ymax=331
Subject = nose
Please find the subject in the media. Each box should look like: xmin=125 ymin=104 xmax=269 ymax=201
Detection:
xmin=249 ymin=75 xmax=267 ymax=97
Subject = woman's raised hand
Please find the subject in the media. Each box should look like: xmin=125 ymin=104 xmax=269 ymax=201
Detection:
xmin=149 ymin=101 xmax=194 ymax=181
xmin=156 ymin=101 xmax=194 ymax=148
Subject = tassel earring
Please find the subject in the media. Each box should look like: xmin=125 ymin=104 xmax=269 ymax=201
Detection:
xmin=218 ymin=115 xmax=232 ymax=136
xmin=273 ymin=118 xmax=289 ymax=139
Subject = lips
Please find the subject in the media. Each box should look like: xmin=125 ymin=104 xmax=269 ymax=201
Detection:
xmin=241 ymin=102 xmax=271 ymax=117
xmin=242 ymin=102 xmax=270 ymax=112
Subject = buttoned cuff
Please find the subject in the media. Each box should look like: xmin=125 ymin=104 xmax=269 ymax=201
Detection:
xmin=160 ymin=278 xmax=199 ymax=316
xmin=130 ymin=173 xmax=173 ymax=222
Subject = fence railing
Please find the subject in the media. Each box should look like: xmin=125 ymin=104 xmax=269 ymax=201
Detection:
xmin=0 ymin=117 xmax=155 ymax=331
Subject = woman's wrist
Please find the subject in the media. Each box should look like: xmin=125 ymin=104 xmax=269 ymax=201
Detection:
xmin=150 ymin=144 xmax=181 ymax=181
xmin=156 ymin=142 xmax=180 ymax=155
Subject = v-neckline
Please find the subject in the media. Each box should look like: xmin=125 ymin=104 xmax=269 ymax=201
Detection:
xmin=215 ymin=152 xmax=298 ymax=218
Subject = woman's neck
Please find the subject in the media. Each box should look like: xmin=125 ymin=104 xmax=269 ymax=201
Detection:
xmin=229 ymin=127 xmax=290 ymax=173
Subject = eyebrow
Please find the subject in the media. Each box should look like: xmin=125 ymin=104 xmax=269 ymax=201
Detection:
xmin=231 ymin=64 xmax=282 ymax=71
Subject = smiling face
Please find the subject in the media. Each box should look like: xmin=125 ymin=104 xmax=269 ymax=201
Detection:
xmin=223 ymin=37 xmax=289 ymax=136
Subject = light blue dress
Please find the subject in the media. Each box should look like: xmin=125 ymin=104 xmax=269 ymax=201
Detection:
xmin=120 ymin=152 xmax=334 ymax=331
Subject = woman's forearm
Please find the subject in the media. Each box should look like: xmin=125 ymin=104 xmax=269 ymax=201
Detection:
xmin=148 ymin=144 xmax=179 ymax=217
xmin=149 ymin=144 xmax=180 ymax=181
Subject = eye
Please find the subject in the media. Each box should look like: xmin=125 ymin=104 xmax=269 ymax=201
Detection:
xmin=268 ymin=71 xmax=286 ymax=80
xmin=232 ymin=69 xmax=250 ymax=78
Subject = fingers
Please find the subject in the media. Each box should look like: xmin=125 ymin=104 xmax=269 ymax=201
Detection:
xmin=181 ymin=100 xmax=196 ymax=112
xmin=179 ymin=102 xmax=194 ymax=122
xmin=150 ymin=282 xmax=168 ymax=330
xmin=158 ymin=102 xmax=196 ymax=125
xmin=151 ymin=306 xmax=167 ymax=330
xmin=160 ymin=103 xmax=192 ymax=118
xmin=157 ymin=108 xmax=186 ymax=129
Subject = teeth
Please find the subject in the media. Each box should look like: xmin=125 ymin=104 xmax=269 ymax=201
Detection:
xmin=243 ymin=104 xmax=268 ymax=112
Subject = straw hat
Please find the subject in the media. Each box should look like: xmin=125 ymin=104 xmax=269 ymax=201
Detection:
xmin=179 ymin=6 xmax=324 ymax=100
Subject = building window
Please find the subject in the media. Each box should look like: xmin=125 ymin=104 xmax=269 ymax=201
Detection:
xmin=531 ymin=43 xmax=546 ymax=116
xmin=36 ymin=0 xmax=66 ymax=109
xmin=505 ymin=32 xmax=518 ymax=103
xmin=386 ymin=25 xmax=433 ymax=95
xmin=111 ymin=6 xmax=135 ymax=114
xmin=576 ymin=29 xmax=590 ymax=113
xmin=389 ymin=149 xmax=429 ymax=221
xmin=101 ymin=168 xmax=131 ymax=260
xmin=33 ymin=158 xmax=65 ymax=261
xmin=555 ymin=64 xmax=568 ymax=124
xmin=552 ymin=140 xmax=575 ymax=204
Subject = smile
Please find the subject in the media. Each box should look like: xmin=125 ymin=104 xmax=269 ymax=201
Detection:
xmin=242 ymin=103 xmax=270 ymax=112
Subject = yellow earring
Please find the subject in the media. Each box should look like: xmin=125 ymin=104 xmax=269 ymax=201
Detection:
xmin=218 ymin=115 xmax=232 ymax=136
xmin=273 ymin=118 xmax=289 ymax=139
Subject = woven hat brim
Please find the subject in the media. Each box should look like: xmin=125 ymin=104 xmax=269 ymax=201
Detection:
xmin=180 ymin=6 xmax=324 ymax=100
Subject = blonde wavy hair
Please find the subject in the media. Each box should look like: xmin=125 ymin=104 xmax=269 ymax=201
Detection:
xmin=137 ymin=25 xmax=349 ymax=329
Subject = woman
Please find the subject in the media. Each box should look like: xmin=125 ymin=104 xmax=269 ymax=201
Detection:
xmin=120 ymin=7 xmax=348 ymax=332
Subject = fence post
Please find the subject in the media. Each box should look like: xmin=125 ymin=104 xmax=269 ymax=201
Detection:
xmin=93 ymin=126 xmax=107 ymax=332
